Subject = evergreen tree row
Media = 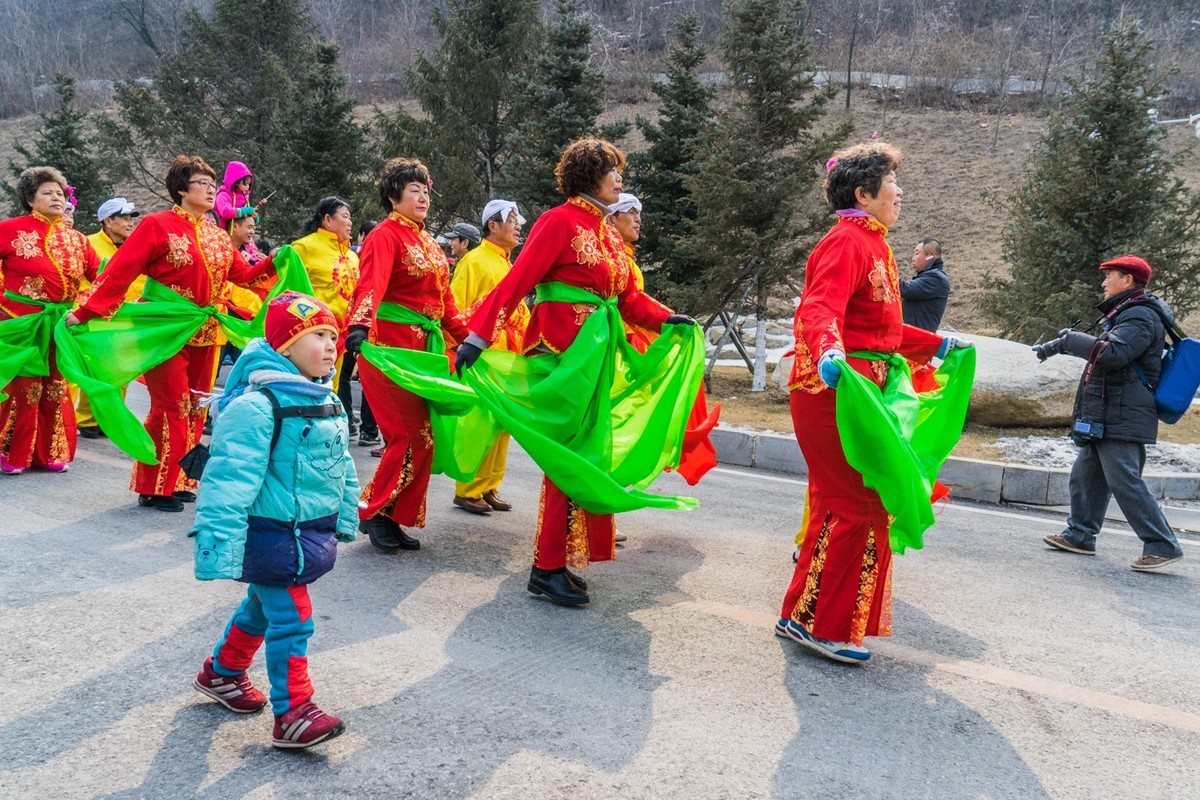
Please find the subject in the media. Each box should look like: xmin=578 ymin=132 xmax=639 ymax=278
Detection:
xmin=10 ymin=0 xmax=1197 ymax=355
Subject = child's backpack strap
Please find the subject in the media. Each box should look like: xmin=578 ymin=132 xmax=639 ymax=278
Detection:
xmin=257 ymin=387 xmax=344 ymax=455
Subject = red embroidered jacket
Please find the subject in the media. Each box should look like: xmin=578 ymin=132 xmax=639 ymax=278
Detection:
xmin=73 ymin=206 xmax=275 ymax=346
xmin=468 ymin=197 xmax=671 ymax=353
xmin=346 ymin=211 xmax=469 ymax=350
xmin=0 ymin=212 xmax=100 ymax=318
xmin=789 ymin=214 xmax=942 ymax=393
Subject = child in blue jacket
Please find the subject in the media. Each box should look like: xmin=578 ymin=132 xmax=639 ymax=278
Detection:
xmin=191 ymin=292 xmax=360 ymax=750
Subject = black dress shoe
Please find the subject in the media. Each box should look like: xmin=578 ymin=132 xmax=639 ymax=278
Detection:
xmin=360 ymin=516 xmax=402 ymax=551
xmin=394 ymin=528 xmax=421 ymax=550
xmin=173 ymin=490 xmax=197 ymax=503
xmin=77 ymin=425 xmax=103 ymax=439
xmin=138 ymin=494 xmax=184 ymax=512
xmin=565 ymin=569 xmax=587 ymax=591
xmin=528 ymin=566 xmax=589 ymax=606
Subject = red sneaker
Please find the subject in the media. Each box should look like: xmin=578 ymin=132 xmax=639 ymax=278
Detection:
xmin=272 ymin=701 xmax=345 ymax=749
xmin=192 ymin=657 xmax=267 ymax=713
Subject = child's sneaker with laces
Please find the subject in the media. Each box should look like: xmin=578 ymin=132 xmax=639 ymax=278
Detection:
xmin=272 ymin=701 xmax=345 ymax=749
xmin=192 ymin=657 xmax=268 ymax=713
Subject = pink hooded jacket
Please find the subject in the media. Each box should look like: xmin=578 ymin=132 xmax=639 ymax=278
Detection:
xmin=214 ymin=161 xmax=254 ymax=229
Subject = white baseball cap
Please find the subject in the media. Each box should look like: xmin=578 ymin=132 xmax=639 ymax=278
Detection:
xmin=481 ymin=199 xmax=525 ymax=228
xmin=609 ymin=193 xmax=642 ymax=214
xmin=96 ymin=197 xmax=138 ymax=221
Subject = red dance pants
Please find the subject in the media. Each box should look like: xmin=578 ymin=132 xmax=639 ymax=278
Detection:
xmin=533 ymin=475 xmax=615 ymax=570
xmin=0 ymin=349 xmax=75 ymax=469
xmin=133 ymin=344 xmax=216 ymax=497
xmin=358 ymin=358 xmax=431 ymax=527
xmin=781 ymin=389 xmax=893 ymax=646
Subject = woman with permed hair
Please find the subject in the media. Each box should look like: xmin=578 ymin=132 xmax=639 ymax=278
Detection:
xmin=64 ymin=155 xmax=277 ymax=512
xmin=342 ymin=158 xmax=471 ymax=552
xmin=0 ymin=166 xmax=101 ymax=474
xmin=454 ymin=138 xmax=697 ymax=606
xmin=775 ymin=142 xmax=968 ymax=664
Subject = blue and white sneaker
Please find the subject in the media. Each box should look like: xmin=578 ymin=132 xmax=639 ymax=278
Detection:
xmin=775 ymin=617 xmax=871 ymax=664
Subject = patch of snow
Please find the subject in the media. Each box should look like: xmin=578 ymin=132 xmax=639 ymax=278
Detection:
xmin=988 ymin=435 xmax=1200 ymax=472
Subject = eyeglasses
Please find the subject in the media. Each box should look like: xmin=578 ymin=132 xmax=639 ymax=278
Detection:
xmin=187 ymin=179 xmax=217 ymax=189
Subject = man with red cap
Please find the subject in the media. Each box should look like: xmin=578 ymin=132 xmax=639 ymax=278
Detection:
xmin=1034 ymin=255 xmax=1184 ymax=572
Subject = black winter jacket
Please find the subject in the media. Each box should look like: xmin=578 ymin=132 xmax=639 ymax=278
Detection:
xmin=1060 ymin=288 xmax=1173 ymax=444
xmin=899 ymin=258 xmax=951 ymax=332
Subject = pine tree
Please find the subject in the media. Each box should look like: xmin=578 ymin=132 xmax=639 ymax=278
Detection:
xmin=376 ymin=0 xmax=542 ymax=231
xmin=279 ymin=43 xmax=372 ymax=228
xmin=627 ymin=15 xmax=714 ymax=291
xmin=984 ymin=20 xmax=1200 ymax=341
xmin=504 ymin=0 xmax=628 ymax=215
xmin=8 ymin=74 xmax=111 ymax=226
xmin=684 ymin=0 xmax=850 ymax=391
xmin=96 ymin=0 xmax=368 ymax=238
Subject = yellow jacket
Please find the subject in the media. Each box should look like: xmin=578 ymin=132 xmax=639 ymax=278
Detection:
xmin=85 ymin=230 xmax=145 ymax=302
xmin=291 ymin=228 xmax=360 ymax=323
xmin=450 ymin=238 xmax=529 ymax=352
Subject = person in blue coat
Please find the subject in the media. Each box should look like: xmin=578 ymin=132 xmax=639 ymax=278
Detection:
xmin=190 ymin=292 xmax=360 ymax=750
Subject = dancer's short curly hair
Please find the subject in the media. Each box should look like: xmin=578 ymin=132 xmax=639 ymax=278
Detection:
xmin=554 ymin=138 xmax=626 ymax=198
xmin=378 ymin=158 xmax=430 ymax=213
xmin=16 ymin=166 xmax=67 ymax=212
xmin=165 ymin=155 xmax=216 ymax=205
xmin=823 ymin=142 xmax=902 ymax=210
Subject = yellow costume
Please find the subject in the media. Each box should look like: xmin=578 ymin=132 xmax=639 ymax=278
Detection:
xmin=75 ymin=231 xmax=146 ymax=428
xmin=291 ymin=228 xmax=360 ymax=384
xmin=449 ymin=238 xmax=530 ymax=499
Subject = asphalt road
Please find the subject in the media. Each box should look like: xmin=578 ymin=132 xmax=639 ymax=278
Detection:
xmin=2 ymin=393 xmax=1198 ymax=799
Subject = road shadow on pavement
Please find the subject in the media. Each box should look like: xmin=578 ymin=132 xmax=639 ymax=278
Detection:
xmin=771 ymin=601 xmax=1051 ymax=799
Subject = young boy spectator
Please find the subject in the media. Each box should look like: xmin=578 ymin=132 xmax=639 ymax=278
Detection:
xmin=190 ymin=292 xmax=359 ymax=749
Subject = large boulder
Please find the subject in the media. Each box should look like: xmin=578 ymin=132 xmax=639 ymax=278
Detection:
xmin=959 ymin=332 xmax=1079 ymax=427
xmin=772 ymin=332 xmax=1079 ymax=427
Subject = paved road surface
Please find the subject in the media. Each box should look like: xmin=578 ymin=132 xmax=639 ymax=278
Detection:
xmin=1 ymin=400 xmax=1198 ymax=798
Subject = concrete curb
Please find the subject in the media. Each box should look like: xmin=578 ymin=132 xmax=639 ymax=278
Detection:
xmin=710 ymin=427 xmax=1200 ymax=532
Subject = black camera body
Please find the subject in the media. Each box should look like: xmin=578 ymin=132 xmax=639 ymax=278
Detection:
xmin=1071 ymin=418 xmax=1105 ymax=443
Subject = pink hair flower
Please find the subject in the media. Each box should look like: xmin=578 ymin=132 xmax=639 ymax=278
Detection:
xmin=870 ymin=130 xmax=880 ymax=138
xmin=65 ymin=184 xmax=78 ymax=206
xmin=825 ymin=157 xmax=839 ymax=172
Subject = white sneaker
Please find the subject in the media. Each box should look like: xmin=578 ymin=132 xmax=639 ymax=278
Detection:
xmin=775 ymin=617 xmax=871 ymax=664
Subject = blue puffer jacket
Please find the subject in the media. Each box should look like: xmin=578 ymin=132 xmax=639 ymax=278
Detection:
xmin=191 ymin=339 xmax=360 ymax=585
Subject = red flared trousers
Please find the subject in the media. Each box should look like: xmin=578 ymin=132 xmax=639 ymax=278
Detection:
xmin=132 ymin=344 xmax=216 ymax=497
xmin=0 ymin=348 xmax=75 ymax=469
xmin=357 ymin=359 xmax=432 ymax=527
xmin=781 ymin=388 xmax=893 ymax=645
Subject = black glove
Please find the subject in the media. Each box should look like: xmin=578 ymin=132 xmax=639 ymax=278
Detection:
xmin=665 ymin=314 xmax=696 ymax=326
xmin=455 ymin=342 xmax=483 ymax=375
xmin=1032 ymin=332 xmax=1068 ymax=362
xmin=344 ymin=326 xmax=368 ymax=355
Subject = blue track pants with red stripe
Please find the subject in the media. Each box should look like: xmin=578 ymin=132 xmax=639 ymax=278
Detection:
xmin=210 ymin=584 xmax=314 ymax=716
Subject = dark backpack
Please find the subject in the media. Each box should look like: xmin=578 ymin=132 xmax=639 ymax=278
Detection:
xmin=177 ymin=387 xmax=343 ymax=479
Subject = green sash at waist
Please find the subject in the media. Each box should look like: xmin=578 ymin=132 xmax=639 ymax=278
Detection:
xmin=375 ymin=301 xmax=446 ymax=354
xmin=52 ymin=246 xmax=312 ymax=464
xmin=0 ymin=291 xmax=74 ymax=401
xmin=361 ymin=302 xmax=497 ymax=480
xmin=834 ymin=347 xmax=976 ymax=553
xmin=364 ymin=280 xmax=706 ymax=514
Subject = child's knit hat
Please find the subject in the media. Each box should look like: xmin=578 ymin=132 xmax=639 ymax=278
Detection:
xmin=265 ymin=292 xmax=339 ymax=353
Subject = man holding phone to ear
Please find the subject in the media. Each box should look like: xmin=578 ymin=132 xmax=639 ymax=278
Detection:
xmin=900 ymin=238 xmax=950 ymax=332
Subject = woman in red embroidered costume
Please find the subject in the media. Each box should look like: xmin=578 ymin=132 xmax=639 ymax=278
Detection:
xmin=343 ymin=158 xmax=470 ymax=552
xmin=0 ymin=166 xmax=101 ymax=474
xmin=775 ymin=143 xmax=951 ymax=664
xmin=65 ymin=156 xmax=275 ymax=512
xmin=456 ymin=139 xmax=687 ymax=606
